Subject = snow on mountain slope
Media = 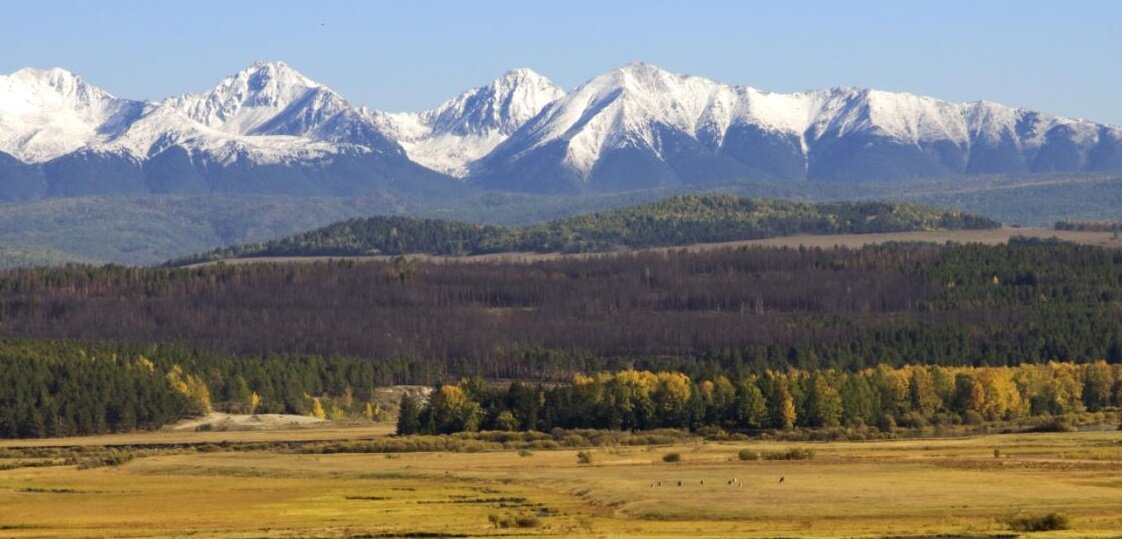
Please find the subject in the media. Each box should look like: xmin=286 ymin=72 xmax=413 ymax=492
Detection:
xmin=1 ymin=61 xmax=1119 ymax=199
xmin=165 ymin=61 xmax=326 ymax=135
xmin=100 ymin=61 xmax=402 ymax=166
xmin=370 ymin=68 xmax=564 ymax=176
xmin=0 ymin=68 xmax=144 ymax=162
xmin=475 ymin=62 xmax=1122 ymax=191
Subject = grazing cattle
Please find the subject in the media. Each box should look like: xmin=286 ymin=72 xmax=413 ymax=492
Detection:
xmin=699 ymin=480 xmax=704 ymax=486
xmin=677 ymin=480 xmax=682 ymax=487
xmin=779 ymin=476 xmax=785 ymax=483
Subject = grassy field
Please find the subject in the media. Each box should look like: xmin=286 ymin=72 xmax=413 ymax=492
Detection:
xmin=2 ymin=428 xmax=1121 ymax=538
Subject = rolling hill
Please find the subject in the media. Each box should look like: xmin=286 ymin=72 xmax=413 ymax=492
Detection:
xmin=173 ymin=194 xmax=999 ymax=264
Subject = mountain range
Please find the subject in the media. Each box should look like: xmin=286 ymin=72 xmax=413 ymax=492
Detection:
xmin=1 ymin=61 xmax=1120 ymax=200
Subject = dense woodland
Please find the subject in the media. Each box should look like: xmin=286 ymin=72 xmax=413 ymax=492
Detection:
xmin=175 ymin=195 xmax=997 ymax=263
xmin=5 ymin=238 xmax=1122 ymax=438
xmin=0 ymin=340 xmax=433 ymax=438
xmin=400 ymin=362 xmax=1122 ymax=435
xmin=5 ymin=239 xmax=1122 ymax=375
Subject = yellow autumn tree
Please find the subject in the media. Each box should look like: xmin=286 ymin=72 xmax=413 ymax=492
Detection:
xmin=309 ymin=397 xmax=326 ymax=420
xmin=166 ymin=365 xmax=212 ymax=416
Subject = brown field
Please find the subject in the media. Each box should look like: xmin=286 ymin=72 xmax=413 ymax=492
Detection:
xmin=2 ymin=426 xmax=1122 ymax=538
xmin=193 ymin=227 xmax=1122 ymax=267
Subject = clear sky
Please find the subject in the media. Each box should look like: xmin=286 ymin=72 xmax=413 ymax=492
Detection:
xmin=2 ymin=0 xmax=1120 ymax=124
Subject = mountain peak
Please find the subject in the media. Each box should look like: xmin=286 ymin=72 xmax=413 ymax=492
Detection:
xmin=5 ymin=67 xmax=111 ymax=100
xmin=367 ymin=68 xmax=566 ymax=177
xmin=167 ymin=61 xmax=335 ymax=134
xmin=11 ymin=66 xmax=80 ymax=80
xmin=238 ymin=60 xmax=317 ymax=87
xmin=217 ymin=60 xmax=324 ymax=100
xmin=615 ymin=61 xmax=676 ymax=79
xmin=0 ymin=66 xmax=142 ymax=163
xmin=498 ymin=67 xmax=546 ymax=80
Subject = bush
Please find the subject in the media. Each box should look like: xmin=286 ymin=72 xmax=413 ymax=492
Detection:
xmin=695 ymin=425 xmax=727 ymax=439
xmin=488 ymin=512 xmax=542 ymax=529
xmin=1007 ymin=512 xmax=1071 ymax=532
xmin=738 ymin=449 xmax=761 ymax=461
xmin=515 ymin=516 xmax=541 ymax=528
xmin=764 ymin=447 xmax=815 ymax=461
xmin=517 ymin=449 xmax=534 ymax=457
xmin=661 ymin=452 xmax=681 ymax=463
xmin=1028 ymin=416 xmax=1075 ymax=433
xmin=963 ymin=410 xmax=985 ymax=425
xmin=76 ymin=450 xmax=135 ymax=470
xmin=899 ymin=412 xmax=928 ymax=429
xmin=576 ymin=450 xmax=593 ymax=464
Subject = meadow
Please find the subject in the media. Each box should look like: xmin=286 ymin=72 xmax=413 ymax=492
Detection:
xmin=2 ymin=426 xmax=1121 ymax=538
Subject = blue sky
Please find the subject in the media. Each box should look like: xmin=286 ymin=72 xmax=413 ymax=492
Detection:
xmin=3 ymin=0 xmax=1120 ymax=124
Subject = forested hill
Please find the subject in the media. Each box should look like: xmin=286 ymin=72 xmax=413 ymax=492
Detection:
xmin=173 ymin=195 xmax=999 ymax=265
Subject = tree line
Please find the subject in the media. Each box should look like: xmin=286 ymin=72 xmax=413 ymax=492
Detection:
xmin=1055 ymin=220 xmax=1122 ymax=232
xmin=174 ymin=194 xmax=998 ymax=263
xmin=0 ymin=339 xmax=438 ymax=439
xmin=399 ymin=361 xmax=1122 ymax=435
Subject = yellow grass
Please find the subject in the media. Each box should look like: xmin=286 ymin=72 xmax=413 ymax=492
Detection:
xmin=0 ymin=422 xmax=397 ymax=449
xmin=2 ymin=430 xmax=1121 ymax=538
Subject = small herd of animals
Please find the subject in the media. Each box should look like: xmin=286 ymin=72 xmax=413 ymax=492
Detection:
xmin=650 ymin=476 xmax=784 ymax=487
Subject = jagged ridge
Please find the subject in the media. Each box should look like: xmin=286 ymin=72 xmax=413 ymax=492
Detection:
xmin=1 ymin=61 xmax=1121 ymax=200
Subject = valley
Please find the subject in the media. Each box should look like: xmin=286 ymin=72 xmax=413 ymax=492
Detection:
xmin=2 ymin=11 xmax=1121 ymax=538
xmin=2 ymin=426 xmax=1120 ymax=538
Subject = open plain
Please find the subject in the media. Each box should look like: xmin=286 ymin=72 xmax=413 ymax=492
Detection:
xmin=2 ymin=427 xmax=1121 ymax=538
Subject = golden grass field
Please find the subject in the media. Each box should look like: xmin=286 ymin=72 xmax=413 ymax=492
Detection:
xmin=3 ymin=427 xmax=1122 ymax=538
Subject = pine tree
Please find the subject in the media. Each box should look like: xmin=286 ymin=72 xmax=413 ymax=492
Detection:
xmin=396 ymin=393 xmax=421 ymax=435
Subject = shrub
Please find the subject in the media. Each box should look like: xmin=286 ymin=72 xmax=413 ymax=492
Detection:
xmin=488 ymin=512 xmax=542 ymax=529
xmin=963 ymin=410 xmax=985 ymax=425
xmin=695 ymin=425 xmax=727 ymax=439
xmin=1007 ymin=512 xmax=1071 ymax=532
xmin=764 ymin=447 xmax=815 ymax=461
xmin=76 ymin=450 xmax=135 ymax=470
xmin=1029 ymin=416 xmax=1075 ymax=433
xmin=662 ymin=452 xmax=681 ymax=463
xmin=576 ymin=450 xmax=593 ymax=464
xmin=517 ymin=449 xmax=534 ymax=457
xmin=515 ymin=516 xmax=541 ymax=528
xmin=738 ymin=449 xmax=760 ymax=461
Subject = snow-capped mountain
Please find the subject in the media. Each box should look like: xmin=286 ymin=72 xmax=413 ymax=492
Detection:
xmin=1 ymin=60 xmax=1120 ymax=201
xmin=473 ymin=62 xmax=1122 ymax=193
xmin=0 ymin=62 xmax=451 ymax=200
xmin=0 ymin=67 xmax=144 ymax=163
xmin=369 ymin=68 xmax=565 ymax=176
